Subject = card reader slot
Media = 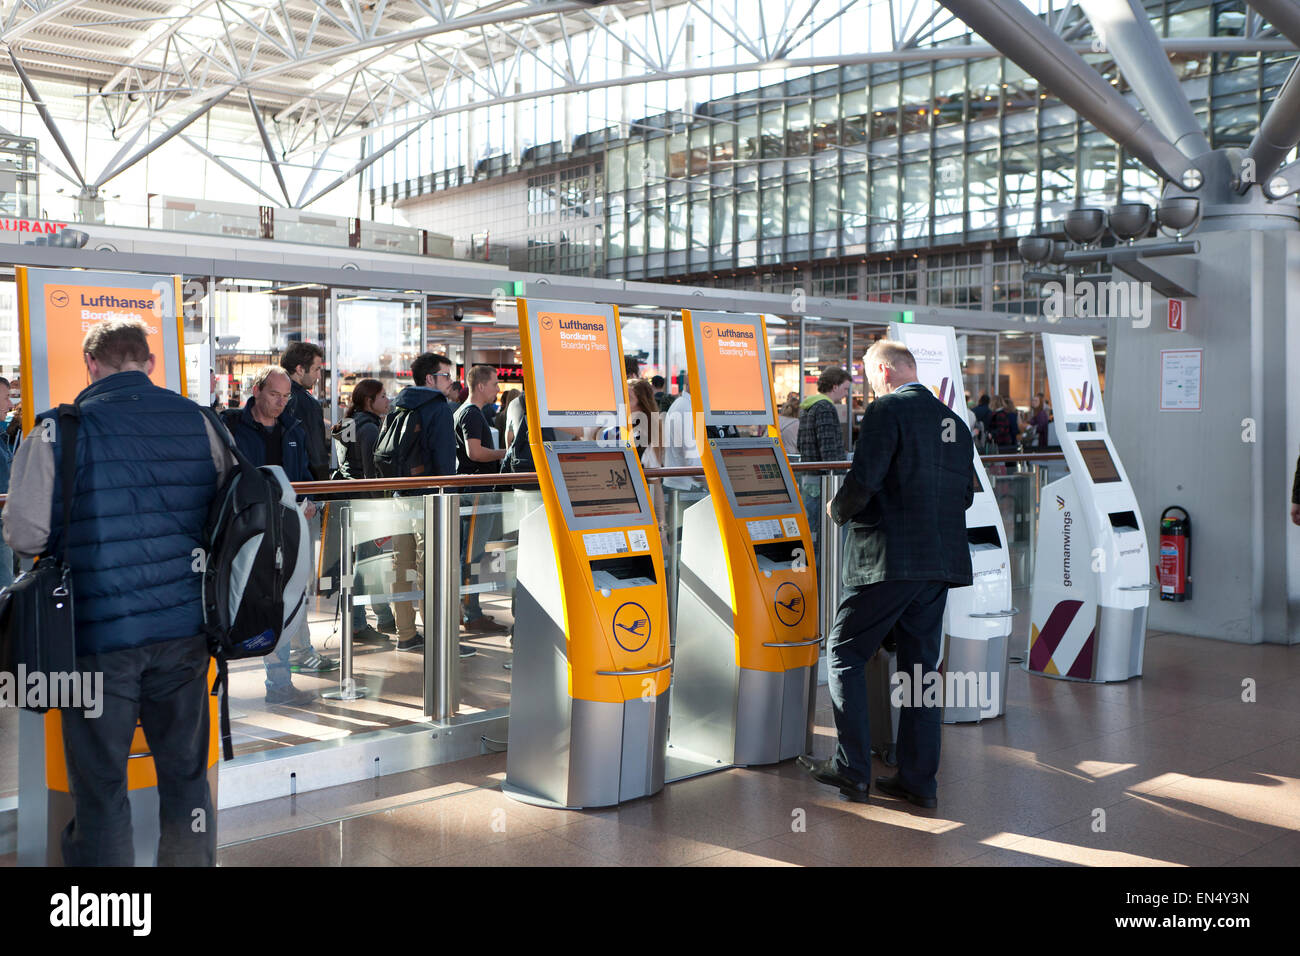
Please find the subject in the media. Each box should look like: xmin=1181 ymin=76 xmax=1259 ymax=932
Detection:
xmin=589 ymin=554 xmax=658 ymax=591
xmin=1108 ymin=510 xmax=1139 ymax=532
xmin=753 ymin=541 xmax=802 ymax=572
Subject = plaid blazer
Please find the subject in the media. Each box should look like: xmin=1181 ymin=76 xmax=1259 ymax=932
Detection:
xmin=830 ymin=383 xmax=975 ymax=589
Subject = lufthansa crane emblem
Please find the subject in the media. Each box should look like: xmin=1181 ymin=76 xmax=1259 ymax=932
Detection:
xmin=612 ymin=601 xmax=651 ymax=652
xmin=773 ymin=582 xmax=806 ymax=627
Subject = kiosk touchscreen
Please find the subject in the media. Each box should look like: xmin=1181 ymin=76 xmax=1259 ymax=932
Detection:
xmin=889 ymin=322 xmax=1015 ymax=722
xmin=667 ymin=310 xmax=820 ymax=774
xmin=1028 ymin=334 xmax=1151 ymax=682
xmin=503 ymin=299 xmax=671 ymax=809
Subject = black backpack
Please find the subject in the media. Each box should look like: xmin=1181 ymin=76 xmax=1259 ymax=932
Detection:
xmin=199 ymin=408 xmax=311 ymax=759
xmin=373 ymin=405 xmax=429 ymax=478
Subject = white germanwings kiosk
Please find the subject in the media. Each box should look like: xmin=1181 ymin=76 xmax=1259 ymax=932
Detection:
xmin=1029 ymin=334 xmax=1151 ymax=681
xmin=890 ymin=323 xmax=1015 ymax=722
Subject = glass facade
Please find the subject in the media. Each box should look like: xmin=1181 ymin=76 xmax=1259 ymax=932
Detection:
xmin=375 ymin=0 xmax=1297 ymax=314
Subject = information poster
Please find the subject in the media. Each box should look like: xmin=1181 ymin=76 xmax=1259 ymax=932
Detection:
xmin=1049 ymin=336 xmax=1102 ymax=423
xmin=1159 ymin=349 xmax=1202 ymax=412
xmin=893 ymin=326 xmax=957 ymax=409
xmin=700 ymin=319 xmax=766 ymax=416
xmin=17 ymin=268 xmax=184 ymax=433
xmin=535 ymin=306 xmax=616 ymax=416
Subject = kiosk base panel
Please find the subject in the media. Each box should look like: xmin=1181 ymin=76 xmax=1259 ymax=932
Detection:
xmin=941 ymin=634 xmax=1010 ymax=723
xmin=505 ymin=519 xmax=668 ymax=809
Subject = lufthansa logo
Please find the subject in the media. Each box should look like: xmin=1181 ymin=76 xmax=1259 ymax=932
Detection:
xmin=773 ymin=582 xmax=805 ymax=627
xmin=612 ymin=601 xmax=651 ymax=652
xmin=540 ymin=314 xmax=553 ymax=330
xmin=50 ymin=289 xmax=69 ymax=308
xmin=702 ymin=324 xmax=713 ymax=338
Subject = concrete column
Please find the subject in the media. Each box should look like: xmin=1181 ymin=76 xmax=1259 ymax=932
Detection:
xmin=1107 ymin=228 xmax=1300 ymax=644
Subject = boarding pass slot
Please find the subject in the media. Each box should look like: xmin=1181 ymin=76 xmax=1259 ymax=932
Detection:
xmin=1108 ymin=510 xmax=1140 ymax=533
xmin=967 ymin=525 xmax=1002 ymax=552
xmin=753 ymin=541 xmax=804 ymax=573
xmin=590 ymin=554 xmax=658 ymax=592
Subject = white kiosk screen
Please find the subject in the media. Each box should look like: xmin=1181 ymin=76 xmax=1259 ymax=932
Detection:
xmin=1076 ymin=439 xmax=1121 ymax=484
xmin=557 ymin=451 xmax=644 ymax=517
xmin=721 ymin=446 xmax=794 ymax=507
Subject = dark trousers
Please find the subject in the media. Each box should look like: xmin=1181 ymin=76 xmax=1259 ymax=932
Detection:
xmin=460 ymin=496 xmax=501 ymax=622
xmin=828 ymin=579 xmax=949 ymax=798
xmin=60 ymin=635 xmax=216 ymax=867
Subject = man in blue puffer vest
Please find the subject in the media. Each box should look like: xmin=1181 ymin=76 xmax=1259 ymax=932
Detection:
xmin=3 ymin=320 xmax=234 ymax=866
xmin=221 ymin=365 xmax=336 ymax=703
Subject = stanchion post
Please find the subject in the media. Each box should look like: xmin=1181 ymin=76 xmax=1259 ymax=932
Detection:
xmin=424 ymin=493 xmax=460 ymax=720
xmin=324 ymin=501 xmax=365 ymax=701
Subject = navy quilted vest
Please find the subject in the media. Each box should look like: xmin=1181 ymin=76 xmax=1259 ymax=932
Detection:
xmin=43 ymin=371 xmax=217 ymax=656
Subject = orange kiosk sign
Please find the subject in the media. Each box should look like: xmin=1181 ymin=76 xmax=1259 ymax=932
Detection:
xmin=16 ymin=268 xmax=186 ymax=435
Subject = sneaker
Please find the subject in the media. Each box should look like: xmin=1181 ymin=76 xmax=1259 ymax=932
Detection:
xmin=459 ymin=643 xmax=478 ymax=659
xmin=291 ymin=651 xmax=340 ymax=673
xmin=265 ymin=685 xmax=315 ymax=707
xmin=353 ymin=625 xmax=392 ymax=646
xmin=461 ymin=615 xmax=508 ymax=634
xmin=375 ymin=619 xmax=399 ymax=635
xmin=396 ymin=632 xmax=425 ymax=651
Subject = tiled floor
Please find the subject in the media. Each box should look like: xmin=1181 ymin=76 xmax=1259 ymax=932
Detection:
xmin=212 ymin=632 xmax=1300 ymax=867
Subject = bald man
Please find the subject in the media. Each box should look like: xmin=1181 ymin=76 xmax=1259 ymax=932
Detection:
xmin=799 ymin=339 xmax=974 ymax=808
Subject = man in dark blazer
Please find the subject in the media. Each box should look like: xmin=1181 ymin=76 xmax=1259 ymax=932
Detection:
xmin=799 ymin=339 xmax=974 ymax=807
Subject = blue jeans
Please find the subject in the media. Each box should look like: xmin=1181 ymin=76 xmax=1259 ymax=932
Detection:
xmin=264 ymin=607 xmax=312 ymax=691
xmin=828 ymin=579 xmax=948 ymax=797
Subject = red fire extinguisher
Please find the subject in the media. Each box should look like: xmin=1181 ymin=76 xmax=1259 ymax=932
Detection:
xmin=1157 ymin=506 xmax=1190 ymax=602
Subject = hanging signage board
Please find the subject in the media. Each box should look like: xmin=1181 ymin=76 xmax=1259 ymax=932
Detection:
xmin=17 ymin=267 xmax=185 ymax=434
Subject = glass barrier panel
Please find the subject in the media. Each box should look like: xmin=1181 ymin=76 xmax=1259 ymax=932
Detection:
xmin=455 ymin=488 xmax=533 ymax=717
xmin=224 ymin=494 xmax=427 ymax=756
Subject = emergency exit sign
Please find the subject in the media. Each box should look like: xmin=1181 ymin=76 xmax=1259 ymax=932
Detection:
xmin=1167 ymin=299 xmax=1185 ymax=332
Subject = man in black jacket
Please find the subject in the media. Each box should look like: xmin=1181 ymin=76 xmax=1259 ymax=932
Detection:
xmin=387 ymin=352 xmax=458 ymax=650
xmin=222 ymin=366 xmax=338 ymax=701
xmin=281 ymin=341 xmax=329 ymax=480
xmin=799 ymin=340 xmax=973 ymax=808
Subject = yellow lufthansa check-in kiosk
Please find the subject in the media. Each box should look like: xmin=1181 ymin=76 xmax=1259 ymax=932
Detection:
xmin=13 ymin=266 xmax=219 ymax=866
xmin=503 ymin=298 xmax=672 ymax=809
xmin=666 ymin=310 xmax=820 ymax=777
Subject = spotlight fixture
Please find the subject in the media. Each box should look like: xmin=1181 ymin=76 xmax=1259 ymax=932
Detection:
xmin=1063 ymin=207 xmax=1107 ymax=246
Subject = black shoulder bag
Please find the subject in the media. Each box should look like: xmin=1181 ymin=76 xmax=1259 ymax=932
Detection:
xmin=0 ymin=405 xmax=81 ymax=709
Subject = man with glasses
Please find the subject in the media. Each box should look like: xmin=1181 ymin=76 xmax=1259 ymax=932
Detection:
xmin=385 ymin=352 xmax=458 ymax=651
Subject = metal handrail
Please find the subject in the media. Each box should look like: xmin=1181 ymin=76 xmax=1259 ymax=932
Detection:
xmin=0 ymin=453 xmax=1067 ymax=505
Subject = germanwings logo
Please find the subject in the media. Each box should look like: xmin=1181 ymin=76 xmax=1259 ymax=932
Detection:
xmin=930 ymin=376 xmax=957 ymax=409
xmin=1056 ymin=495 xmax=1065 ymax=510
xmin=1068 ymin=381 xmax=1095 ymax=412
